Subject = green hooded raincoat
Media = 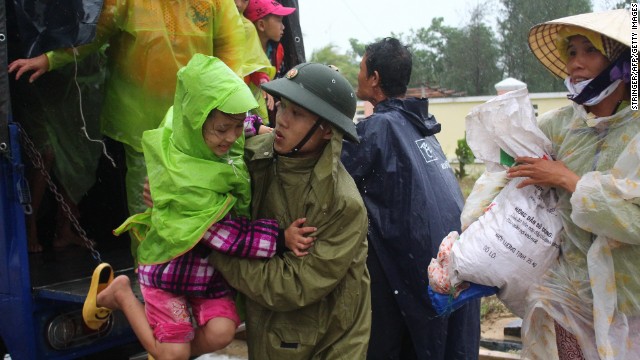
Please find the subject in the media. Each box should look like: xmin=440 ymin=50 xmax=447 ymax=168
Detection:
xmin=115 ymin=54 xmax=256 ymax=265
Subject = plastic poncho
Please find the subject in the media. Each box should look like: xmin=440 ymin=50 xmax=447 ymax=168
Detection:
xmin=210 ymin=131 xmax=372 ymax=359
xmin=341 ymin=98 xmax=480 ymax=359
xmin=45 ymin=0 xmax=245 ymax=152
xmin=239 ymin=16 xmax=275 ymax=121
xmin=522 ymin=103 xmax=640 ymax=360
xmin=114 ymin=54 xmax=256 ymax=265
xmin=9 ymin=51 xmax=105 ymax=203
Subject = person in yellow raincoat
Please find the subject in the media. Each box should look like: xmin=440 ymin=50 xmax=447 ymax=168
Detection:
xmin=507 ymin=9 xmax=639 ymax=360
xmin=234 ymin=0 xmax=276 ymax=123
xmin=8 ymin=0 xmax=246 ymax=219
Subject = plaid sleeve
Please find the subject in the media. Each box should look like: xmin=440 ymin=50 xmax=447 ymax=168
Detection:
xmin=243 ymin=115 xmax=263 ymax=138
xmin=202 ymin=215 xmax=279 ymax=258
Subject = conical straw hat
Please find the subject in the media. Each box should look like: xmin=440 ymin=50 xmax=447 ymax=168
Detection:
xmin=528 ymin=9 xmax=631 ymax=79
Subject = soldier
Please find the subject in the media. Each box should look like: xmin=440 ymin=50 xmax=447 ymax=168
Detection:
xmin=210 ymin=62 xmax=372 ymax=359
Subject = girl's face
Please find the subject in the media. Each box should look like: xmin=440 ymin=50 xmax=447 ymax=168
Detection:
xmin=259 ymin=15 xmax=285 ymax=43
xmin=234 ymin=0 xmax=249 ymax=14
xmin=202 ymin=110 xmax=245 ymax=157
xmin=565 ymin=35 xmax=610 ymax=83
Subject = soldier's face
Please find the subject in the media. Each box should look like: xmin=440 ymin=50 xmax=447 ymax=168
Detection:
xmin=273 ymin=98 xmax=331 ymax=157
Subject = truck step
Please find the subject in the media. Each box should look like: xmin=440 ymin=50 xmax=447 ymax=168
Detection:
xmin=33 ymin=268 xmax=141 ymax=303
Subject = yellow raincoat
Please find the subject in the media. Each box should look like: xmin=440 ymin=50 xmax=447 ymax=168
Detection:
xmin=45 ymin=0 xmax=245 ymax=152
xmin=239 ymin=16 xmax=275 ymax=122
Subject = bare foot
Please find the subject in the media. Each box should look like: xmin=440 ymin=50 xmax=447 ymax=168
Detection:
xmin=27 ymin=220 xmax=43 ymax=253
xmin=28 ymin=238 xmax=43 ymax=253
xmin=53 ymin=225 xmax=95 ymax=249
xmin=96 ymin=275 xmax=133 ymax=310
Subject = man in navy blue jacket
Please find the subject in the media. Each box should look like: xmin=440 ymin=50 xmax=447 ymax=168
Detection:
xmin=342 ymin=37 xmax=480 ymax=360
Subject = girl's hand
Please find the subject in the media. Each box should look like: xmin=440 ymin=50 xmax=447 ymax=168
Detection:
xmin=258 ymin=125 xmax=273 ymax=134
xmin=265 ymin=93 xmax=275 ymax=111
xmin=507 ymin=156 xmax=580 ymax=192
xmin=285 ymin=218 xmax=316 ymax=257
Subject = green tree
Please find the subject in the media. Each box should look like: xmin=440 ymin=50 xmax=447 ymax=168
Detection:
xmin=348 ymin=38 xmax=367 ymax=58
xmin=309 ymin=44 xmax=359 ymax=90
xmin=612 ymin=0 xmax=632 ymax=9
xmin=440 ymin=6 xmax=502 ymax=95
xmin=404 ymin=17 xmax=452 ymax=89
xmin=348 ymin=31 xmax=446 ymax=89
xmin=344 ymin=7 xmax=500 ymax=96
xmin=455 ymin=136 xmax=475 ymax=179
xmin=498 ymin=0 xmax=591 ymax=92
xmin=392 ymin=9 xmax=500 ymax=96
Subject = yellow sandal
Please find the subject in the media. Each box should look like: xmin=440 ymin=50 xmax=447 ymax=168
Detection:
xmin=82 ymin=263 xmax=114 ymax=330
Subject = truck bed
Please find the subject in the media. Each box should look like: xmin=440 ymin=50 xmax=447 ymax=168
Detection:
xmin=30 ymin=246 xmax=140 ymax=303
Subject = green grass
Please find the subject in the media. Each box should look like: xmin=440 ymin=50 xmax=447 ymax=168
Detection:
xmin=480 ymin=295 xmax=510 ymax=321
xmin=458 ymin=173 xmax=480 ymax=199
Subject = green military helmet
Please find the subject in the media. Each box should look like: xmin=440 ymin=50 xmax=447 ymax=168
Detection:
xmin=261 ymin=63 xmax=359 ymax=142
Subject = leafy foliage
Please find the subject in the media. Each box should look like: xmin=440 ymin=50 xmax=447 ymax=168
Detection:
xmin=498 ymin=0 xmax=592 ymax=92
xmin=408 ymin=18 xmax=453 ymax=89
xmin=439 ymin=7 xmax=502 ymax=96
xmin=313 ymin=0 xmax=620 ymax=96
xmin=365 ymin=5 xmax=502 ymax=96
xmin=455 ymin=136 xmax=475 ymax=179
xmin=309 ymin=44 xmax=360 ymax=90
xmin=480 ymin=295 xmax=511 ymax=320
xmin=613 ymin=0 xmax=632 ymax=9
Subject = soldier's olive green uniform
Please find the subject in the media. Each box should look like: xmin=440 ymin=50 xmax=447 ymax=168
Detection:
xmin=211 ymin=63 xmax=371 ymax=359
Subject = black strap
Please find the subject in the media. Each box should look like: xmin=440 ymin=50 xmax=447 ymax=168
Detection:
xmin=570 ymin=49 xmax=630 ymax=105
xmin=278 ymin=118 xmax=324 ymax=156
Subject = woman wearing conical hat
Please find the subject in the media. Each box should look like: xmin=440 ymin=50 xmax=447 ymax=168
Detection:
xmin=507 ymin=9 xmax=639 ymax=360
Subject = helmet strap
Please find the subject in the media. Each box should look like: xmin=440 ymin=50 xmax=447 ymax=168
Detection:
xmin=279 ymin=118 xmax=324 ymax=157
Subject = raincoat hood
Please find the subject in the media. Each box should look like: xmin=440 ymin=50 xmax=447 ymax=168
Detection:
xmin=116 ymin=54 xmax=258 ymax=265
xmin=239 ymin=17 xmax=276 ymax=80
xmin=375 ymin=97 xmax=441 ymax=137
xmin=170 ymin=54 xmax=257 ymax=159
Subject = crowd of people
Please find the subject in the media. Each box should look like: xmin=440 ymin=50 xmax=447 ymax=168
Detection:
xmin=7 ymin=1 xmax=638 ymax=359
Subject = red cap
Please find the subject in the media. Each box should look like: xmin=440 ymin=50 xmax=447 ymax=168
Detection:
xmin=245 ymin=0 xmax=296 ymax=22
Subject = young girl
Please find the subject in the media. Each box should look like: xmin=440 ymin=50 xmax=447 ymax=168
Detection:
xmin=83 ymin=54 xmax=315 ymax=360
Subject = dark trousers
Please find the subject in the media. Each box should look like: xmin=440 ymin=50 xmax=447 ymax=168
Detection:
xmin=367 ymin=248 xmax=417 ymax=360
xmin=366 ymin=246 xmax=481 ymax=360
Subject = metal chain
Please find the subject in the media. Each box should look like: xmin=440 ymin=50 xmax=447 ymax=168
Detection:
xmin=16 ymin=123 xmax=102 ymax=263
xmin=2 ymin=140 xmax=33 ymax=214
